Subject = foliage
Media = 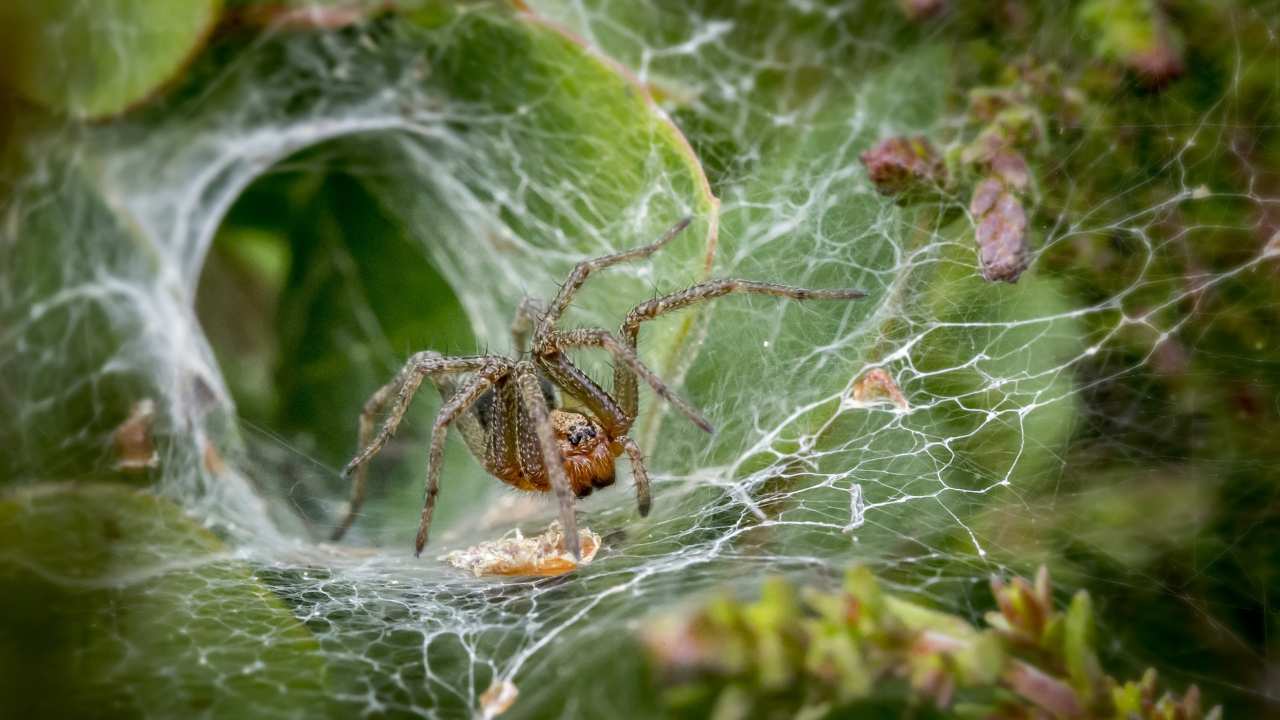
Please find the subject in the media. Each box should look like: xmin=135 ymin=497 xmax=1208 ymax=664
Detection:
xmin=645 ymin=566 xmax=1218 ymax=720
xmin=0 ymin=484 xmax=328 ymax=718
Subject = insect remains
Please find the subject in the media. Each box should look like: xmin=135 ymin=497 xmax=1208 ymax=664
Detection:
xmin=330 ymin=217 xmax=865 ymax=558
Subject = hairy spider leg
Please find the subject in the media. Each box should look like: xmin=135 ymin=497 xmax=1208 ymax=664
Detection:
xmin=331 ymin=378 xmax=400 ymax=542
xmin=539 ymin=351 xmax=631 ymax=435
xmin=433 ymin=373 xmax=489 ymax=465
xmin=538 ymin=351 xmax=653 ymax=518
xmin=545 ymin=327 xmax=713 ymax=433
xmin=619 ymin=436 xmax=651 ymax=517
xmin=534 ymin=216 xmax=692 ymax=341
xmin=511 ymin=296 xmax=548 ymax=355
xmin=414 ymin=365 xmax=507 ymax=556
xmin=613 ymin=280 xmax=867 ymax=418
xmin=514 ymin=362 xmax=582 ymax=559
xmin=331 ymin=352 xmax=509 ymax=542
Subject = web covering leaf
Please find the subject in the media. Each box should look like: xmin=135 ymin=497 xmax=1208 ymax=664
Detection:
xmin=1 ymin=0 xmax=1278 ymax=717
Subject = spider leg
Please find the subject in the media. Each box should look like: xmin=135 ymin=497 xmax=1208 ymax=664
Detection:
xmin=535 ymin=217 xmax=692 ymax=339
xmin=331 ymin=352 xmax=507 ymax=542
xmin=415 ymin=364 xmax=507 ymax=556
xmin=618 ymin=435 xmax=651 ymax=517
xmin=514 ymin=362 xmax=582 ymax=559
xmin=548 ymin=327 xmax=714 ymax=434
xmin=330 ymin=377 xmax=399 ymax=542
xmin=533 ymin=353 xmax=651 ymax=517
xmin=511 ymin=296 xmax=548 ymax=355
xmin=538 ymin=351 xmax=631 ymax=437
xmin=432 ymin=371 xmax=489 ymax=466
xmin=612 ymin=280 xmax=866 ymax=417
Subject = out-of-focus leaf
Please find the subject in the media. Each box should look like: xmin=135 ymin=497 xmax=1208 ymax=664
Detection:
xmin=1078 ymin=0 xmax=1184 ymax=87
xmin=644 ymin=566 xmax=1220 ymax=719
xmin=0 ymin=483 xmax=327 ymax=718
xmin=0 ymin=0 xmax=222 ymax=118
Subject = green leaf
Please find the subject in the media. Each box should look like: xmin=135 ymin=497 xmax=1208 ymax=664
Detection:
xmin=0 ymin=0 xmax=221 ymax=118
xmin=0 ymin=483 xmax=327 ymax=717
xmin=1062 ymin=590 xmax=1102 ymax=698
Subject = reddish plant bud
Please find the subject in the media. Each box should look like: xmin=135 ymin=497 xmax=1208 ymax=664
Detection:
xmin=1129 ymin=38 xmax=1185 ymax=88
xmin=967 ymin=88 xmax=1019 ymax=123
xmin=971 ymin=178 xmax=1029 ymax=283
xmin=988 ymin=148 xmax=1030 ymax=190
xmin=897 ymin=0 xmax=947 ymax=21
xmin=962 ymin=132 xmax=1032 ymax=190
xmin=860 ymin=136 xmax=944 ymax=198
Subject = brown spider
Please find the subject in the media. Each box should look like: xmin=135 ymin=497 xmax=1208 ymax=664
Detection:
xmin=330 ymin=218 xmax=865 ymax=558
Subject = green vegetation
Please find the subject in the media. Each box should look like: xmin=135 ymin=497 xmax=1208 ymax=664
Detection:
xmin=645 ymin=566 xmax=1217 ymax=719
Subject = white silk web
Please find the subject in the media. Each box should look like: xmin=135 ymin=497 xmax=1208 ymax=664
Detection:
xmin=1 ymin=1 xmax=1277 ymax=717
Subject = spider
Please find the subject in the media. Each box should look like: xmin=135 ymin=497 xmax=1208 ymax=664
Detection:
xmin=330 ymin=217 xmax=865 ymax=558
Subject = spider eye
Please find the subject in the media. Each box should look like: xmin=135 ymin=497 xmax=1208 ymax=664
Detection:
xmin=568 ymin=425 xmax=594 ymax=446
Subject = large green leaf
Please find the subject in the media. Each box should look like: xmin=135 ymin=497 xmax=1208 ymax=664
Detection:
xmin=0 ymin=484 xmax=327 ymax=718
xmin=0 ymin=0 xmax=221 ymax=118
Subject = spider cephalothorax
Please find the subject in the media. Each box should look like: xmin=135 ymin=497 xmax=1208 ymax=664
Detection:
xmin=330 ymin=217 xmax=864 ymax=558
xmin=548 ymin=410 xmax=618 ymax=496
